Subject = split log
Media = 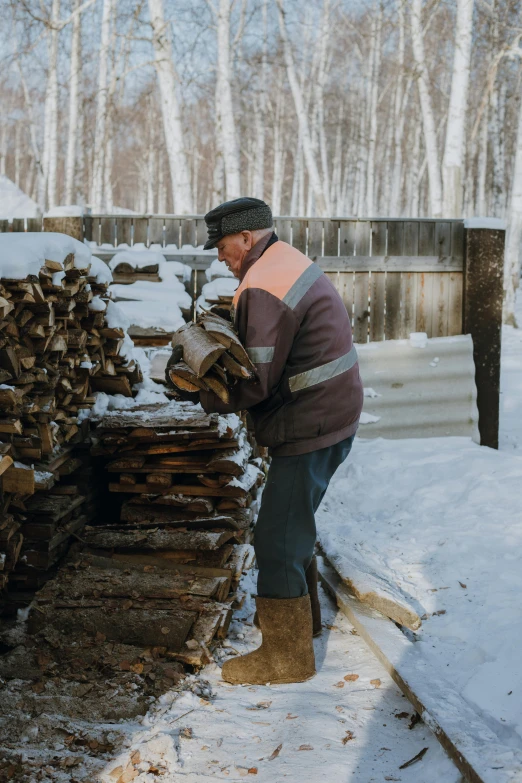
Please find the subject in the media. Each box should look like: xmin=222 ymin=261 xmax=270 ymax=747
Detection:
xmin=176 ymin=322 xmax=225 ymax=377
xmin=80 ymin=527 xmax=236 ymax=551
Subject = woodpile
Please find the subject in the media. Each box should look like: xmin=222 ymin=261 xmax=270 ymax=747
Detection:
xmin=0 ymin=232 xmax=140 ymax=612
xmin=168 ymin=313 xmax=255 ymax=403
xmin=29 ymin=401 xmax=266 ymax=665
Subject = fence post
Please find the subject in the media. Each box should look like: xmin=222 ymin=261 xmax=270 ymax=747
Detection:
xmin=43 ymin=216 xmax=84 ymax=241
xmin=463 ymin=222 xmax=505 ymax=449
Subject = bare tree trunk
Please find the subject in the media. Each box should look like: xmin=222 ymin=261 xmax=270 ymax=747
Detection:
xmin=407 ymin=119 xmax=422 ymax=217
xmin=104 ymin=113 xmax=114 ymax=212
xmin=252 ymin=0 xmax=268 ymax=200
xmin=217 ymin=0 xmax=241 ymax=199
xmin=390 ymin=0 xmax=405 ymax=216
xmin=490 ymin=80 xmax=506 ymax=217
xmin=366 ymin=5 xmax=382 ymax=216
xmin=90 ymin=0 xmax=112 ymax=210
xmin=46 ymin=0 xmax=61 ymax=209
xmin=316 ymin=0 xmax=331 ymax=214
xmin=149 ymin=0 xmax=193 ymax=213
xmin=275 ymin=0 xmax=327 ymax=215
xmin=14 ymin=124 xmax=21 ymax=187
xmin=504 ymin=93 xmax=522 ymax=325
xmin=65 ymin=0 xmax=81 ymax=205
xmin=410 ymin=0 xmax=442 ymax=217
xmin=442 ymin=0 xmax=474 ymax=217
xmin=271 ymin=84 xmax=285 ymax=215
xmin=476 ymin=105 xmax=488 ymax=215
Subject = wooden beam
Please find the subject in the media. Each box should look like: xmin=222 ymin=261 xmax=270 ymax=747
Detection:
xmin=318 ymin=557 xmax=522 ymax=783
xmin=314 ymin=256 xmax=463 ymax=273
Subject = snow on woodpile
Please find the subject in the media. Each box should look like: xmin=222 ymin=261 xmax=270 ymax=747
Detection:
xmin=0 ymin=231 xmax=92 ymax=278
xmin=44 ymin=204 xmax=84 ymax=217
xmin=317 ymin=435 xmax=522 ymax=750
xmin=0 ymin=175 xmax=39 ymax=219
xmin=205 ymin=258 xmax=234 ymax=281
xmin=197 ymin=277 xmax=239 ymax=313
xmin=109 ymin=248 xmax=191 ymax=283
xmin=112 ymin=300 xmax=185 ymax=333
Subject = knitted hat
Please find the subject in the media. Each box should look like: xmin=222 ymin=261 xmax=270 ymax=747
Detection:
xmin=203 ymin=197 xmax=273 ymax=250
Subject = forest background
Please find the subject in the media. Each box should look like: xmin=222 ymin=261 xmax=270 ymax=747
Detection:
xmin=1 ymin=0 xmax=521 ymax=319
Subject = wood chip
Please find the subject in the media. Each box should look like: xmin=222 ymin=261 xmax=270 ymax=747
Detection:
xmin=268 ymin=743 xmax=282 ymax=761
xmin=399 ymin=746 xmax=428 ymax=769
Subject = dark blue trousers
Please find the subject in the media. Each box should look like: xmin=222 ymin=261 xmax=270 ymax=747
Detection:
xmin=254 ymin=435 xmax=354 ymax=598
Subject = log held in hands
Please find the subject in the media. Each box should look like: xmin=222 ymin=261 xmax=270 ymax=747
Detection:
xmin=176 ymin=322 xmax=225 ymax=377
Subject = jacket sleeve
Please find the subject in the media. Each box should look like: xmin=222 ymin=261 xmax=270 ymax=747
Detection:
xmin=200 ymin=287 xmax=298 ymax=414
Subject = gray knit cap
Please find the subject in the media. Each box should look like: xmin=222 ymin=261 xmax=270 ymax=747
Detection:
xmin=204 ymin=197 xmax=273 ymax=250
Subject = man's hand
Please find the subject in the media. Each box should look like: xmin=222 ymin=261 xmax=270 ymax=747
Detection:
xmin=165 ymin=344 xmax=200 ymax=403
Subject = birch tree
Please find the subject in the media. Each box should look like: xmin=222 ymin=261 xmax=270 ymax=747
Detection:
xmin=215 ymin=0 xmax=241 ymax=199
xmin=149 ymin=0 xmax=193 ymax=213
xmin=410 ymin=0 xmax=442 ymax=217
xmin=504 ymin=88 xmax=522 ymax=325
xmin=442 ymin=0 xmax=474 ymax=217
xmin=251 ymin=0 xmax=268 ymax=200
xmin=65 ymin=0 xmax=81 ymax=204
xmin=90 ymin=0 xmax=113 ymax=210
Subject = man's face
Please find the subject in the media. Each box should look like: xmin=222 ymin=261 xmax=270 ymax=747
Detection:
xmin=216 ymin=231 xmax=253 ymax=278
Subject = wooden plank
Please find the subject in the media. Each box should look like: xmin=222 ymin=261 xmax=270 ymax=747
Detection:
xmin=415 ymin=272 xmax=434 ymax=336
xmin=323 ymin=219 xmax=339 ymax=256
xmin=27 ymin=217 xmax=42 ymax=232
xmin=3 ymin=466 xmax=35 ymax=495
xmin=12 ymin=218 xmax=25 ymax=233
xmin=435 ymin=221 xmax=452 ymax=260
xmin=0 ymin=219 xmax=9 ymax=233
xmin=115 ymin=217 xmax=131 ymax=246
xmin=181 ymin=218 xmax=197 ymax=247
xmin=448 ymin=272 xmax=464 ymax=336
xmin=403 ymin=221 xmax=419 ymax=256
xmin=418 ymin=221 xmax=436 ymax=256
xmin=337 ymin=272 xmax=354 ymax=322
xmin=100 ymin=217 xmax=115 ymax=246
xmin=196 ymin=218 xmax=208 ymax=247
xmin=291 ymin=219 xmax=306 ymax=253
xmin=371 ymin=221 xmax=387 ymax=256
xmin=400 ymin=272 xmax=416 ymax=338
xmin=432 ymin=272 xmax=450 ymax=337
xmin=318 ymin=557 xmax=522 ymax=783
xmin=355 ymin=221 xmax=371 ymax=255
xmin=133 ymin=217 xmax=148 ymax=246
xmin=339 ymin=220 xmax=356 ymax=256
xmin=149 ymin=217 xmax=164 ymax=246
xmin=275 ymin=218 xmax=291 ymax=244
xmin=369 ymin=273 xmax=385 ymax=341
xmin=386 ymin=220 xmax=404 ymax=256
xmin=164 ymin=218 xmax=181 ymax=248
xmin=451 ymin=221 xmax=465 ymax=260
xmin=307 ymin=220 xmax=323 ymax=257
xmin=353 ymin=272 xmax=370 ymax=343
xmin=316 ymin=256 xmax=462 ymax=272
xmin=385 ymin=272 xmax=401 ymax=340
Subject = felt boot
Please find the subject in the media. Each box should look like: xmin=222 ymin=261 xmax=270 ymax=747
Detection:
xmin=221 ymin=595 xmax=316 ymax=685
xmin=253 ymin=556 xmax=322 ymax=637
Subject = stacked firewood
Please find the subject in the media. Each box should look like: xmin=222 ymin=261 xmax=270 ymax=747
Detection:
xmin=0 ymin=233 xmax=140 ymax=612
xmin=28 ymin=402 xmax=266 ymax=666
xmin=168 ymin=313 xmax=255 ymax=403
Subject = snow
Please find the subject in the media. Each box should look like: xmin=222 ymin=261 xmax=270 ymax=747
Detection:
xmin=105 ymin=299 xmax=130 ymax=331
xmin=88 ymin=295 xmax=107 ymax=312
xmin=108 ymin=249 xmax=166 ymax=271
xmin=115 ymin=300 xmax=185 ymax=332
xmin=202 ymin=278 xmax=239 ymax=299
xmin=409 ymin=331 xmax=428 ymax=348
xmin=0 ymin=174 xmax=39 ymax=218
xmin=44 ymin=204 xmax=84 ymax=217
xmin=96 ymin=577 xmax=459 ymax=783
xmin=464 ymin=217 xmax=507 ymax=230
xmin=0 ymin=231 xmax=91 ymax=278
xmin=110 ymin=280 xmax=192 ymax=310
xmin=88 ymin=255 xmax=113 ymax=284
xmin=205 ymin=257 xmax=234 ymax=281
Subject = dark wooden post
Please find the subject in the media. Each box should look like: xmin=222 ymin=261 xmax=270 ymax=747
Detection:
xmin=463 ymin=224 xmax=505 ymax=449
xmin=43 ymin=216 xmax=84 ymax=241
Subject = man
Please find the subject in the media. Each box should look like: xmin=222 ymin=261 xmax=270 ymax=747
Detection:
xmin=166 ymin=197 xmax=363 ymax=686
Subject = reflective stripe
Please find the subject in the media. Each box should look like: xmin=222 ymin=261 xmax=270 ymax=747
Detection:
xmin=289 ymin=345 xmax=358 ymax=393
xmin=282 ymin=263 xmax=323 ymax=310
xmin=247 ymin=346 xmax=275 ymax=364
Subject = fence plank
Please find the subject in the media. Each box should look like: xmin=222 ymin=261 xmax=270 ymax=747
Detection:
xmin=0 ymin=220 xmax=9 ymax=233
xmin=387 ymin=221 xmax=404 ymax=255
xmin=27 ymin=218 xmax=42 ymax=232
xmin=338 ymin=272 xmax=354 ymax=324
xmin=415 ymin=273 xmax=434 ymax=336
xmin=308 ymin=220 xmax=323 ymax=257
xmin=12 ymin=218 xmax=25 ymax=233
xmin=275 ymin=218 xmax=291 ymax=244
xmin=355 ymin=221 xmax=371 ymax=256
xmin=418 ymin=221 xmax=436 ymax=256
xmin=400 ymin=272 xmax=416 ymax=338
xmin=403 ymin=221 xmax=419 ymax=255
xmin=339 ymin=220 xmax=356 ymax=256
xmin=353 ymin=272 xmax=370 ymax=343
xmin=196 ymin=218 xmax=208 ymax=248
xmin=292 ymin=219 xmax=307 ymax=253
xmin=325 ymin=272 xmax=339 ymax=298
xmin=324 ymin=219 xmax=339 ymax=256
xmin=448 ymin=272 xmax=464 ymax=336
xmin=451 ymin=221 xmax=465 ymax=260
xmin=100 ymin=217 xmax=115 ymax=246
xmin=370 ymin=272 xmax=385 ymax=341
xmin=435 ymin=221 xmax=452 ymax=259
xmin=182 ymin=218 xmax=196 ymax=247
xmin=432 ymin=272 xmax=450 ymax=337
xmin=149 ymin=218 xmax=164 ymax=246
xmin=164 ymin=219 xmax=181 ymax=248
xmin=133 ymin=218 xmax=148 ymax=246
xmin=385 ymin=272 xmax=401 ymax=340
xmin=83 ymin=216 xmax=93 ymax=242
xmin=371 ymin=221 xmax=387 ymax=256
xmin=116 ymin=217 xmax=131 ymax=246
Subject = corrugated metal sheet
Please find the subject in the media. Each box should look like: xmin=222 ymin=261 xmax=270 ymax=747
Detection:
xmin=356 ymin=334 xmax=479 ymax=441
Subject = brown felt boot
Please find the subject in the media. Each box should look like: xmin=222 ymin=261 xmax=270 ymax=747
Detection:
xmin=221 ymin=595 xmax=316 ymax=685
xmin=253 ymin=556 xmax=322 ymax=637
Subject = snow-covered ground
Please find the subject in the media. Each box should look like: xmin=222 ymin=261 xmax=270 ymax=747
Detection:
xmin=500 ymin=289 xmax=522 ymax=450
xmin=99 ymin=577 xmax=460 ymax=783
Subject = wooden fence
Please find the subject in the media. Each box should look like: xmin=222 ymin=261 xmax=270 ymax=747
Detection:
xmin=0 ymin=214 xmax=505 ymax=449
